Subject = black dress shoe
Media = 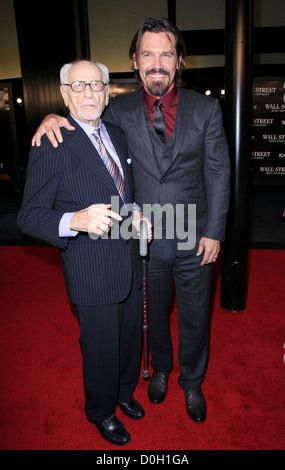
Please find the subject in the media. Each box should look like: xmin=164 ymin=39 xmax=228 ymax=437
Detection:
xmin=148 ymin=370 xmax=169 ymax=404
xmin=94 ymin=415 xmax=130 ymax=446
xmin=118 ymin=398 xmax=145 ymax=420
xmin=185 ymin=388 xmax=206 ymax=423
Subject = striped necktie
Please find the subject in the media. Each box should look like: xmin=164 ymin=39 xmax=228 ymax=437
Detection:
xmin=93 ymin=129 xmax=126 ymax=204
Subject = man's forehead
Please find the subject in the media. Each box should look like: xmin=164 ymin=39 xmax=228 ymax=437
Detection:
xmin=69 ymin=62 xmax=102 ymax=79
xmin=139 ymin=31 xmax=176 ymax=49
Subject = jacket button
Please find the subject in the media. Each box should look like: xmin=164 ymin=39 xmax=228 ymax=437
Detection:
xmin=160 ymin=179 xmax=165 ymax=184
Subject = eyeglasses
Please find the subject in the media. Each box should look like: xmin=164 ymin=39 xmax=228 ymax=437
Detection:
xmin=64 ymin=80 xmax=107 ymax=93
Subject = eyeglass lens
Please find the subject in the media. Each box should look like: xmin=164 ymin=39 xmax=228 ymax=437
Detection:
xmin=71 ymin=81 xmax=105 ymax=92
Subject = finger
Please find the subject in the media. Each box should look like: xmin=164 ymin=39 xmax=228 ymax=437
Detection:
xmin=100 ymin=221 xmax=112 ymax=232
xmin=58 ymin=120 xmax=75 ymax=131
xmin=200 ymin=254 xmax=209 ymax=266
xmin=108 ymin=210 xmax=122 ymax=221
xmin=88 ymin=219 xmax=104 ymax=235
xmin=50 ymin=127 xmax=63 ymax=144
xmin=202 ymin=250 xmax=219 ymax=265
xmin=31 ymin=134 xmax=38 ymax=147
xmin=91 ymin=203 xmax=111 ymax=209
xmin=89 ymin=218 xmax=112 ymax=236
xmin=98 ymin=216 xmax=114 ymax=230
xmin=33 ymin=130 xmax=45 ymax=148
xmin=196 ymin=240 xmax=204 ymax=257
xmin=89 ymin=212 xmax=116 ymax=233
xmin=200 ymin=246 xmax=213 ymax=265
xmin=87 ymin=204 xmax=111 ymax=216
xmin=147 ymin=222 xmax=153 ymax=242
xmin=44 ymin=129 xmax=60 ymax=148
xmin=212 ymin=245 xmax=220 ymax=263
xmin=88 ymin=207 xmax=122 ymax=222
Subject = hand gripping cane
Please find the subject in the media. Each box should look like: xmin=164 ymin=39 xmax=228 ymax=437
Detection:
xmin=139 ymin=219 xmax=150 ymax=380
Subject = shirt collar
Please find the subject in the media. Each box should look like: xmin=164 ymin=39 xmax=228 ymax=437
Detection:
xmin=70 ymin=114 xmax=103 ymax=138
xmin=143 ymin=85 xmax=178 ymax=112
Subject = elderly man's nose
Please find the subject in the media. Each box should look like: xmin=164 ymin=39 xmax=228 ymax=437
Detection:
xmin=84 ymin=84 xmax=93 ymax=95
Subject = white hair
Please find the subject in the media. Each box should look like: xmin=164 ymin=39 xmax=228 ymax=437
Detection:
xmin=60 ymin=59 xmax=110 ymax=85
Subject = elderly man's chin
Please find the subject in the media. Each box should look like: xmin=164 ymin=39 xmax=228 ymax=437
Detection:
xmin=79 ymin=109 xmax=100 ymax=124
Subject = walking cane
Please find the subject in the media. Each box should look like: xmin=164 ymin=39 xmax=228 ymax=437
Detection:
xmin=139 ymin=219 xmax=150 ymax=380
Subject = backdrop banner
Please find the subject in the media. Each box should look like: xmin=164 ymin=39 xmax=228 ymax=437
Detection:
xmin=251 ymin=77 xmax=285 ymax=183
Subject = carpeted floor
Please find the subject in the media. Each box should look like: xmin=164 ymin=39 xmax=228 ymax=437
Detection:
xmin=0 ymin=246 xmax=284 ymax=453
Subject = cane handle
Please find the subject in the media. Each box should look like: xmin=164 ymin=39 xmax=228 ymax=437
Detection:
xmin=139 ymin=219 xmax=148 ymax=256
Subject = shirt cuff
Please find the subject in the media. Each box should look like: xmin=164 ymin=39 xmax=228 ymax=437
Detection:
xmin=59 ymin=212 xmax=78 ymax=237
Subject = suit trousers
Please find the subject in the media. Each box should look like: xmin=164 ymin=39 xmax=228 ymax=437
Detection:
xmin=74 ymin=281 xmax=141 ymax=424
xmin=147 ymin=237 xmax=213 ymax=391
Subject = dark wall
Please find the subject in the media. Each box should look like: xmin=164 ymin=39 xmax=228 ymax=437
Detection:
xmin=13 ymin=0 xmax=89 ymax=144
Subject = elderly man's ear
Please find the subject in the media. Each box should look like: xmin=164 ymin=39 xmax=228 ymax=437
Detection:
xmin=60 ymin=85 xmax=69 ymax=107
xmin=105 ymin=85 xmax=110 ymax=106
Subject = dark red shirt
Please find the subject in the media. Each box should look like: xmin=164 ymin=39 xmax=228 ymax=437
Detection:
xmin=143 ymin=86 xmax=178 ymax=140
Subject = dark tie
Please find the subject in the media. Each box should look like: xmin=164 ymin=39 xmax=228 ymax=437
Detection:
xmin=153 ymin=99 xmax=167 ymax=144
xmin=93 ymin=129 xmax=126 ymax=204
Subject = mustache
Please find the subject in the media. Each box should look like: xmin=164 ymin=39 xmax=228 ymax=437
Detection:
xmin=145 ymin=68 xmax=170 ymax=77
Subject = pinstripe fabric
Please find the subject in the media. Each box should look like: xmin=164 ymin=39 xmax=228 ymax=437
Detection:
xmin=75 ymin=280 xmax=141 ymax=422
xmin=18 ymin=114 xmax=143 ymax=423
xmin=18 ymin=115 xmax=139 ymax=306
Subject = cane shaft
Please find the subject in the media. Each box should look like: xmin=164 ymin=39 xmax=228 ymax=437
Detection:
xmin=139 ymin=220 xmax=149 ymax=379
xmin=142 ymin=257 xmax=149 ymax=379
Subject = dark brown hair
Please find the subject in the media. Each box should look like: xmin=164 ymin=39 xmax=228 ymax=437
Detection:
xmin=129 ymin=17 xmax=187 ymax=85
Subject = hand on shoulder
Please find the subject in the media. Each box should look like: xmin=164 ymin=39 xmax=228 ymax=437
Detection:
xmin=31 ymin=114 xmax=75 ymax=148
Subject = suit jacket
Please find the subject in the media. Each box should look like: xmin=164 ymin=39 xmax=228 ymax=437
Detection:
xmin=18 ymin=115 xmax=140 ymax=306
xmin=103 ymin=87 xmax=231 ymax=255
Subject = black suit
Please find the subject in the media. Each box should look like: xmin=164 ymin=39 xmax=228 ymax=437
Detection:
xmin=104 ymin=87 xmax=231 ymax=390
xmin=18 ymin=115 xmax=142 ymax=422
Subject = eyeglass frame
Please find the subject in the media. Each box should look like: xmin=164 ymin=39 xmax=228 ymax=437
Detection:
xmin=64 ymin=80 xmax=108 ymax=93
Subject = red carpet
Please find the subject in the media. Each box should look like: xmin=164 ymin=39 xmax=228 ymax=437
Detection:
xmin=0 ymin=246 xmax=284 ymax=451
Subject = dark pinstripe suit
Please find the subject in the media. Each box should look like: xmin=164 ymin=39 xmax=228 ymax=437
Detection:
xmin=18 ymin=115 xmax=142 ymax=423
xmin=103 ymin=87 xmax=231 ymax=390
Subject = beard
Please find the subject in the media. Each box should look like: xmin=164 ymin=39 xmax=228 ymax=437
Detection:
xmin=145 ymin=80 xmax=172 ymax=97
xmin=78 ymin=105 xmax=101 ymax=123
xmin=144 ymin=68 xmax=173 ymax=97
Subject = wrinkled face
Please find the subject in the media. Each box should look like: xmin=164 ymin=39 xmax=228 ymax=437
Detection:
xmin=133 ymin=31 xmax=181 ymax=98
xmin=60 ymin=61 xmax=109 ymax=126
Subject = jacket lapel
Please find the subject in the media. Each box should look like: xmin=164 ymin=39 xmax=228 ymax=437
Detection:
xmin=103 ymin=120 xmax=133 ymax=203
xmin=130 ymin=88 xmax=194 ymax=177
xmin=127 ymin=90 xmax=163 ymax=177
xmin=170 ymin=87 xmax=194 ymax=167
xmin=66 ymin=115 xmax=128 ymax=202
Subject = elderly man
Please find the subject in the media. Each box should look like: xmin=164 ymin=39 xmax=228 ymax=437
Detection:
xmin=32 ymin=17 xmax=230 ymax=424
xmin=18 ymin=59 xmax=152 ymax=446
